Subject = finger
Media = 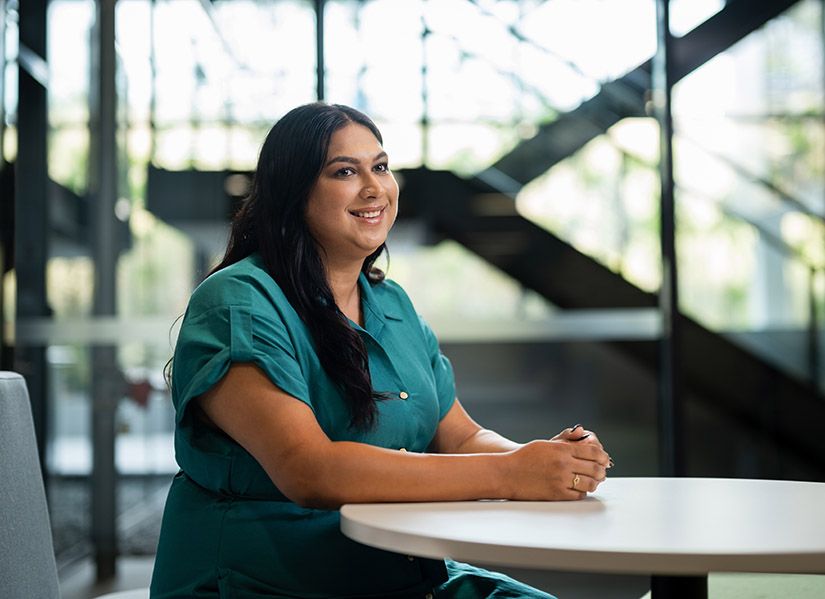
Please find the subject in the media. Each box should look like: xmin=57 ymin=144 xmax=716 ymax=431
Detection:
xmin=569 ymin=432 xmax=604 ymax=452
xmin=560 ymin=489 xmax=587 ymax=501
xmin=571 ymin=443 xmax=611 ymax=466
xmin=559 ymin=427 xmax=605 ymax=451
xmin=572 ymin=457 xmax=608 ymax=481
xmin=553 ymin=425 xmax=582 ymax=441
xmin=570 ymin=472 xmax=601 ymax=493
xmin=556 ymin=479 xmax=588 ymax=501
xmin=579 ymin=430 xmax=604 ymax=450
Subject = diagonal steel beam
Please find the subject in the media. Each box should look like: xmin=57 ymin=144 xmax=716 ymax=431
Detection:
xmin=488 ymin=0 xmax=802 ymax=188
xmin=399 ymin=167 xmax=825 ymax=476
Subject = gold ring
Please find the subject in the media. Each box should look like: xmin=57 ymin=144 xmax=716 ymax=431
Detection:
xmin=572 ymin=474 xmax=581 ymax=490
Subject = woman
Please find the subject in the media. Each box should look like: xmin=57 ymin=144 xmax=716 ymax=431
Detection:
xmin=150 ymin=102 xmax=611 ymax=598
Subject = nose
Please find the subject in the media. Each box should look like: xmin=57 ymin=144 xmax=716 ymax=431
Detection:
xmin=360 ymin=171 xmax=382 ymax=198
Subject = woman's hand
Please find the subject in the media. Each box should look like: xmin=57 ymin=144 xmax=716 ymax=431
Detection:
xmin=502 ymin=437 xmax=610 ymax=501
xmin=552 ymin=424 xmax=602 ymax=447
xmin=552 ymin=424 xmax=614 ymax=468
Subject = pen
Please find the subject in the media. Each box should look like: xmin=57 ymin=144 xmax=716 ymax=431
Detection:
xmin=568 ymin=424 xmax=590 ymax=441
xmin=568 ymin=424 xmax=614 ymax=467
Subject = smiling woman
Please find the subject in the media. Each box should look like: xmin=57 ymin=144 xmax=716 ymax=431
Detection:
xmin=150 ymin=102 xmax=610 ymax=598
xmin=305 ymin=123 xmax=399 ymax=298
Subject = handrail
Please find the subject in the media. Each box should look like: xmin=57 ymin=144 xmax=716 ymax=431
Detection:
xmin=605 ymin=137 xmax=824 ymax=273
xmin=448 ymin=0 xmax=816 ymax=228
xmin=679 ymin=133 xmax=825 ymax=224
xmin=425 ymin=29 xmax=559 ymax=116
xmin=195 ymin=0 xmax=252 ymax=73
xmin=678 ymin=182 xmax=823 ymax=272
xmin=438 ymin=3 xmax=824 ymax=253
xmin=462 ymin=0 xmax=610 ymax=86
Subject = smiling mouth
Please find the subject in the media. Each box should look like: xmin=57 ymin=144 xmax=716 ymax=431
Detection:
xmin=349 ymin=206 xmax=386 ymax=220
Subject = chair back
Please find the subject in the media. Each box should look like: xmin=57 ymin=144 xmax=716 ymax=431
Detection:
xmin=0 ymin=371 xmax=60 ymax=599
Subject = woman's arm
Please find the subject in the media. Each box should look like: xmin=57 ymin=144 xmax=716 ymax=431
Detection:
xmin=429 ymin=399 xmax=607 ymax=455
xmin=428 ymin=400 xmax=522 ymax=453
xmin=197 ymin=363 xmax=609 ymax=509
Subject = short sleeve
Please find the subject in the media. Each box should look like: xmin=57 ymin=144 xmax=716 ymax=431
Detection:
xmin=171 ymin=283 xmax=312 ymax=427
xmin=417 ymin=315 xmax=456 ymax=421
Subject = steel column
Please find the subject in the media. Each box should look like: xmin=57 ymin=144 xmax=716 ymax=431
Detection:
xmin=0 ymin=0 xmax=6 ymax=159
xmin=15 ymin=0 xmax=50 ymax=476
xmin=420 ymin=10 xmax=430 ymax=165
xmin=652 ymin=8 xmax=705 ymax=588
xmin=315 ymin=0 xmax=325 ymax=101
xmin=650 ymin=575 xmax=708 ymax=599
xmin=0 ymin=0 xmax=10 ymax=371
xmin=653 ymin=0 xmax=685 ymax=477
xmin=90 ymin=0 xmax=119 ymax=581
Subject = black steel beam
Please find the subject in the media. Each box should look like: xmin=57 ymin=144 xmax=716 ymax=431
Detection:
xmin=654 ymin=0 xmax=683 ymax=477
xmin=399 ymin=167 xmax=825 ymax=476
xmin=15 ymin=0 xmax=50 ymax=477
xmin=89 ymin=0 xmax=119 ymax=582
xmin=490 ymin=0 xmax=802 ymax=187
xmin=0 ymin=0 xmax=6 ymax=159
xmin=315 ymin=0 xmax=325 ymax=101
xmin=0 ymin=164 xmax=12 ymax=371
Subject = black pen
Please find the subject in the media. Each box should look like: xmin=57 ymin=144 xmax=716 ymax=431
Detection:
xmin=568 ymin=424 xmax=613 ymax=467
xmin=568 ymin=423 xmax=590 ymax=442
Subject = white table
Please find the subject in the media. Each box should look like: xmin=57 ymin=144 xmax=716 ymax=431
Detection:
xmin=341 ymin=477 xmax=825 ymax=599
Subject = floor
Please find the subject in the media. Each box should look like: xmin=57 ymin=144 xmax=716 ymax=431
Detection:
xmin=59 ymin=556 xmax=154 ymax=599
xmin=59 ymin=556 xmax=651 ymax=599
xmin=60 ymin=558 xmax=825 ymax=599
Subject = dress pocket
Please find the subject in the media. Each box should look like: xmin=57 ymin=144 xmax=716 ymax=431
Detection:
xmin=217 ymin=568 xmax=302 ymax=598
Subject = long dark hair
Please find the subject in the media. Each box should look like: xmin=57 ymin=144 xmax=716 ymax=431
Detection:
xmin=211 ymin=102 xmax=388 ymax=430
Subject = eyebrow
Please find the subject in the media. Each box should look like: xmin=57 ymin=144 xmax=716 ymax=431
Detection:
xmin=325 ymin=151 xmax=388 ymax=167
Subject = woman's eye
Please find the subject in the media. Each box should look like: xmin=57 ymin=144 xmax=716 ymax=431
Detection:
xmin=374 ymin=163 xmax=389 ymax=173
xmin=335 ymin=167 xmax=355 ymax=177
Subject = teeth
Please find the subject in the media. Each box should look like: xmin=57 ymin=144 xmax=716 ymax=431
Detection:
xmin=352 ymin=209 xmax=381 ymax=218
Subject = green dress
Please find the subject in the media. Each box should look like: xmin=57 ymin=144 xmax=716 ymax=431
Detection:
xmin=150 ymin=253 xmax=554 ymax=599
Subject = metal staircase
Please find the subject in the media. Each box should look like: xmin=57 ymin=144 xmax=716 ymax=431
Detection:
xmin=484 ymin=0 xmax=803 ymax=191
xmin=398 ymin=0 xmax=825 ymax=475
xmin=401 ymin=166 xmax=825 ymax=474
xmin=144 ymin=0 xmax=825 ymax=474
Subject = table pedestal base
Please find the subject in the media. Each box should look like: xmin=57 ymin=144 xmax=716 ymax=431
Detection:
xmin=650 ymin=575 xmax=708 ymax=599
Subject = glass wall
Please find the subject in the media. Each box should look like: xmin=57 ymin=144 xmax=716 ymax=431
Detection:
xmin=41 ymin=0 xmax=319 ymax=567
xmin=516 ymin=0 xmax=825 ymax=386
xmin=9 ymin=0 xmax=823 ymax=571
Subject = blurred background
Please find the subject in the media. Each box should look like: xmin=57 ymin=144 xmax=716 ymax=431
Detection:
xmin=2 ymin=0 xmax=824 ymax=596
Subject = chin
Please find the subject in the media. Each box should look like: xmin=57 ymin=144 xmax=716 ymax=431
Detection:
xmin=360 ymin=243 xmax=385 ymax=257
xmin=360 ymin=234 xmax=389 ymax=251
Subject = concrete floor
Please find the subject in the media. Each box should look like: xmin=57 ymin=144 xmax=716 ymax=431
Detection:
xmin=59 ymin=556 xmax=153 ymax=599
xmin=59 ymin=558 xmax=825 ymax=599
xmin=58 ymin=555 xmax=651 ymax=599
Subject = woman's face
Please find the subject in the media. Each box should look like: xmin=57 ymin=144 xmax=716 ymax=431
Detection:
xmin=305 ymin=123 xmax=399 ymax=266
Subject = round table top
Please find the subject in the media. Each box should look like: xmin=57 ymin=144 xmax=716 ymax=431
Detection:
xmin=340 ymin=477 xmax=825 ymax=575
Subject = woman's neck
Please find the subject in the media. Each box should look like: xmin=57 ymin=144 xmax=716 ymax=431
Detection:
xmin=325 ymin=261 xmax=363 ymax=326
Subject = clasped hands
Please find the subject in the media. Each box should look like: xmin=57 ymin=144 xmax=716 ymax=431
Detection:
xmin=505 ymin=425 xmax=612 ymax=501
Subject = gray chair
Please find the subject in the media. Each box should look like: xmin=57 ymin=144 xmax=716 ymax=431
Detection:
xmin=1 ymin=371 xmax=153 ymax=599
xmin=94 ymin=590 xmax=150 ymax=598
xmin=0 ymin=371 xmax=60 ymax=599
